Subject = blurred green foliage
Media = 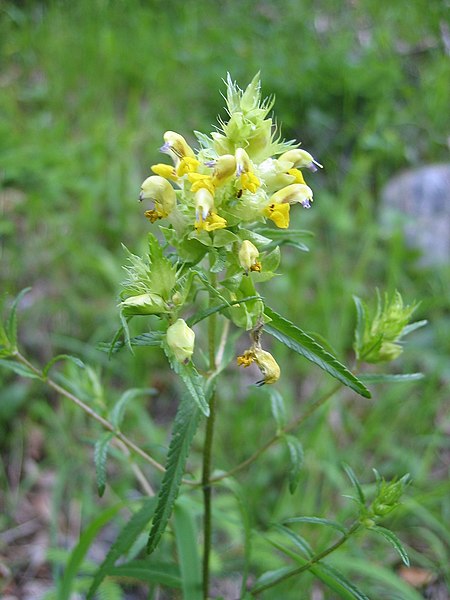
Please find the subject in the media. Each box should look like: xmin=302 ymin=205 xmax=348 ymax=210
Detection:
xmin=1 ymin=0 xmax=449 ymax=597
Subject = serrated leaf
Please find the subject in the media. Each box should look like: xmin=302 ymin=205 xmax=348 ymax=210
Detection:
xmin=343 ymin=464 xmax=366 ymax=505
xmin=59 ymin=502 xmax=125 ymax=600
xmin=6 ymin=287 xmax=31 ymax=349
xmin=0 ymin=359 xmax=42 ymax=380
xmin=147 ymin=396 xmax=201 ymax=554
xmin=311 ymin=561 xmax=370 ymax=600
xmin=282 ymin=516 xmax=347 ymax=535
xmin=268 ymin=388 xmax=287 ymax=431
xmin=94 ymin=432 xmax=114 ymax=497
xmin=106 ymin=560 xmax=182 ymax=587
xmin=174 ymin=498 xmax=202 ymax=600
xmin=284 ymin=434 xmax=304 ymax=494
xmin=169 ymin=357 xmax=209 ymax=417
xmin=147 ymin=232 xmax=177 ymax=299
xmin=86 ymin=498 xmax=157 ymax=599
xmin=43 ymin=354 xmax=85 ymax=378
xmin=110 ymin=387 xmax=157 ymax=429
xmin=371 ymin=525 xmax=410 ymax=566
xmin=358 ymin=373 xmax=424 ymax=383
xmin=264 ymin=306 xmax=371 ymax=398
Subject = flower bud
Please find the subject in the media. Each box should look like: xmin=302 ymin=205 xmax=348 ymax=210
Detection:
xmin=279 ymin=149 xmax=323 ymax=172
xmin=166 ymin=319 xmax=195 ymax=363
xmin=270 ymin=183 xmax=314 ymax=208
xmin=211 ymin=154 xmax=236 ymax=186
xmin=238 ymin=240 xmax=260 ymax=272
xmin=139 ymin=176 xmax=176 ymax=217
xmin=120 ymin=293 xmax=166 ymax=316
xmin=161 ymin=131 xmax=195 ymax=159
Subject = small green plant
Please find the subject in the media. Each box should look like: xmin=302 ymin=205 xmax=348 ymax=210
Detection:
xmin=1 ymin=75 xmax=427 ymax=599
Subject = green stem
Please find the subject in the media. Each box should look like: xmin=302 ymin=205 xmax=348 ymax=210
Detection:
xmin=252 ymin=522 xmax=361 ymax=595
xmin=209 ymin=382 xmax=341 ymax=484
xmin=202 ymin=269 xmax=218 ymax=599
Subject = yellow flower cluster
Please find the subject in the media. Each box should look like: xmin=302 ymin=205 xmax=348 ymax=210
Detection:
xmin=138 ymin=75 xmax=321 ymax=234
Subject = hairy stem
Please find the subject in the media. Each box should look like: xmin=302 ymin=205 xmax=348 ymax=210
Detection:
xmin=252 ymin=521 xmax=361 ymax=595
xmin=201 ymin=269 xmax=218 ymax=599
xmin=13 ymin=351 xmax=166 ymax=476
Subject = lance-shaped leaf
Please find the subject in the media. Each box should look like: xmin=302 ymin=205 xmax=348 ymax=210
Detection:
xmin=264 ymin=306 xmax=371 ymax=398
xmin=147 ymin=396 xmax=202 ymax=554
xmin=87 ymin=498 xmax=157 ymax=599
xmin=94 ymin=432 xmax=115 ymax=497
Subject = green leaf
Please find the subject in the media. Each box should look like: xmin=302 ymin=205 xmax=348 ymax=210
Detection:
xmin=282 ymin=516 xmax=347 ymax=535
xmin=251 ymin=566 xmax=299 ymax=594
xmin=5 ymin=287 xmax=31 ymax=349
xmin=401 ymin=319 xmax=427 ymax=337
xmin=169 ymin=358 xmax=209 ymax=417
xmin=212 ymin=229 xmax=239 ymax=247
xmin=264 ymin=306 xmax=371 ymax=398
xmin=174 ymin=498 xmax=202 ymax=600
xmin=147 ymin=396 xmax=202 ymax=555
xmin=271 ymin=524 xmax=313 ymax=558
xmin=310 ymin=562 xmax=370 ymax=600
xmin=110 ymin=387 xmax=157 ymax=429
xmin=106 ymin=560 xmax=182 ymax=588
xmin=255 ymin=227 xmax=314 ymax=240
xmin=94 ymin=432 xmax=114 ymax=497
xmin=98 ymin=331 xmax=164 ymax=354
xmin=43 ymin=354 xmax=85 ymax=378
xmin=331 ymin=555 xmax=424 ymax=600
xmin=371 ymin=525 xmax=410 ymax=566
xmin=283 ymin=434 xmax=304 ymax=494
xmin=59 ymin=502 xmax=125 ymax=600
xmin=147 ymin=232 xmax=177 ymax=299
xmin=186 ymin=295 xmax=261 ymax=327
xmin=86 ymin=498 xmax=157 ymax=599
xmin=0 ymin=358 xmax=41 ymax=380
xmin=359 ymin=373 xmax=424 ymax=383
xmin=268 ymin=388 xmax=287 ymax=431
xmin=343 ymin=464 xmax=366 ymax=505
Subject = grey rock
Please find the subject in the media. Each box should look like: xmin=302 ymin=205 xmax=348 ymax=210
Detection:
xmin=381 ymin=164 xmax=450 ymax=266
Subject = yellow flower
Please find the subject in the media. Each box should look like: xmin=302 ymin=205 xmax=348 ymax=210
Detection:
xmin=238 ymin=240 xmax=261 ymax=272
xmin=253 ymin=348 xmax=280 ymax=385
xmin=240 ymin=171 xmax=260 ymax=193
xmin=151 ymin=163 xmax=178 ymax=181
xmin=177 ymin=156 xmax=200 ymax=177
xmin=196 ymin=212 xmax=227 ymax=232
xmin=286 ymin=168 xmax=306 ymax=185
xmin=263 ymin=202 xmax=290 ymax=228
xmin=161 ymin=130 xmax=195 ymax=159
xmin=235 ymin=148 xmax=260 ymax=192
xmin=237 ymin=347 xmax=280 ymax=384
xmin=279 ymin=149 xmax=323 ymax=172
xmin=194 ymin=188 xmax=214 ymax=222
xmin=237 ymin=350 xmax=255 ymax=367
xmin=270 ymin=183 xmax=313 ymax=208
xmin=139 ymin=175 xmax=176 ymax=219
xmin=210 ymin=154 xmax=237 ymax=186
xmin=188 ymin=172 xmax=216 ymax=194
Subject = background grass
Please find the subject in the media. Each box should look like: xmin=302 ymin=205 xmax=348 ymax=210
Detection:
xmin=1 ymin=0 xmax=449 ymax=598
